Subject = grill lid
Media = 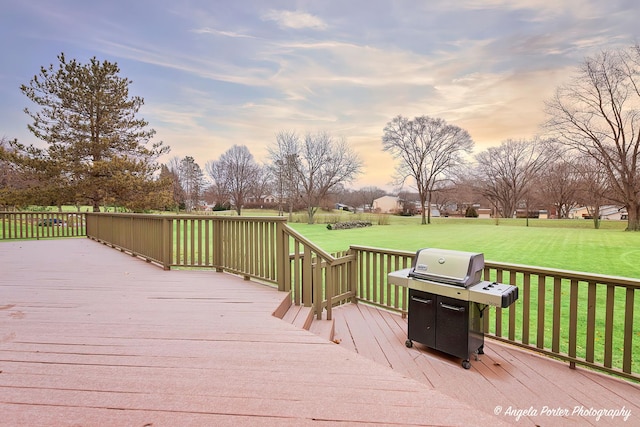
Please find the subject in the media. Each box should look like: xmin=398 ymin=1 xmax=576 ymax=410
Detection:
xmin=408 ymin=248 xmax=484 ymax=288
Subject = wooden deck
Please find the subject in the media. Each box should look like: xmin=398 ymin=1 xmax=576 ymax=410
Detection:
xmin=330 ymin=302 xmax=640 ymax=426
xmin=1 ymin=238 xmax=508 ymax=426
xmin=1 ymin=239 xmax=638 ymax=426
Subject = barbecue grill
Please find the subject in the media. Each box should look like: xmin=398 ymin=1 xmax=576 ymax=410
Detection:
xmin=388 ymin=248 xmax=519 ymax=369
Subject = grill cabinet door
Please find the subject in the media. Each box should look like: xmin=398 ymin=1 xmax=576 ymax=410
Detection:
xmin=435 ymin=295 xmax=469 ymax=360
xmin=408 ymin=289 xmax=436 ymax=348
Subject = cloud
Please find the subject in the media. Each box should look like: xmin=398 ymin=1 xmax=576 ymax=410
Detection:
xmin=4 ymin=0 xmax=640 ymax=191
xmin=261 ymin=9 xmax=328 ymax=30
xmin=191 ymin=27 xmax=255 ymax=39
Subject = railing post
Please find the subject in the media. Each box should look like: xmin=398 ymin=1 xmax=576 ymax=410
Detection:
xmin=162 ymin=217 xmax=171 ymax=270
xmin=303 ymin=246 xmax=312 ymax=307
xmin=276 ymin=221 xmax=287 ymax=292
xmin=348 ymin=249 xmax=358 ymax=303
xmin=213 ymin=218 xmax=223 ymax=272
xmin=326 ymin=262 xmax=334 ymax=321
xmin=314 ymin=257 xmax=323 ymax=320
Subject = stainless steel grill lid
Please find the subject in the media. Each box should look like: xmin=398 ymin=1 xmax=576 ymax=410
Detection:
xmin=408 ymin=248 xmax=484 ymax=288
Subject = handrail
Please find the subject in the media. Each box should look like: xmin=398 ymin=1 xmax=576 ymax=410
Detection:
xmin=281 ymin=223 xmax=355 ymax=320
xmin=0 ymin=211 xmax=86 ymax=240
xmin=348 ymin=245 xmax=639 ymax=382
xmin=282 ymin=223 xmax=335 ymax=261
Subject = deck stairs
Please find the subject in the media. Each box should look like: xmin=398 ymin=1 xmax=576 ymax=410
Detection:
xmin=272 ymin=291 xmax=335 ymax=341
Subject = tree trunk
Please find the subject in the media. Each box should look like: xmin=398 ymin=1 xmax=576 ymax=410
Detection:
xmin=626 ymin=202 xmax=640 ymax=231
xmin=590 ymin=205 xmax=601 ymax=229
xmin=420 ymin=193 xmax=427 ymax=225
xmin=307 ymin=207 xmax=315 ymax=224
xmin=426 ymin=191 xmax=432 ymax=224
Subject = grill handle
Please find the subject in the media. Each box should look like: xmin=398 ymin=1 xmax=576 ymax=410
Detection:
xmin=411 ymin=296 xmax=433 ymax=305
xmin=440 ymin=302 xmax=466 ymax=312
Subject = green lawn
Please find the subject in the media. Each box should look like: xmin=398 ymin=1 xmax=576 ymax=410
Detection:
xmin=287 ymin=217 xmax=640 ymax=279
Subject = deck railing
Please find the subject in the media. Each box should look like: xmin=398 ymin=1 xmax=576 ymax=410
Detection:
xmin=0 ymin=211 xmax=86 ymax=239
xmin=348 ymin=245 xmax=639 ymax=382
xmin=3 ymin=212 xmax=638 ymax=381
xmin=84 ymin=213 xmax=355 ymax=320
xmin=282 ymin=225 xmax=356 ymax=320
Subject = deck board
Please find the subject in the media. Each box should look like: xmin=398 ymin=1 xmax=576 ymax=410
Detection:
xmin=1 ymin=238 xmax=508 ymax=426
xmin=330 ymin=302 xmax=640 ymax=426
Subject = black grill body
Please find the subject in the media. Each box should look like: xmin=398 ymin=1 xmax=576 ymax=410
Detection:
xmin=407 ymin=289 xmax=484 ymax=369
xmin=394 ymin=248 xmax=518 ymax=369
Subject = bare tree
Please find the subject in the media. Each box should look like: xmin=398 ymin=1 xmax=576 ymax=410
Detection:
xmin=268 ymin=131 xmax=301 ymax=219
xmin=573 ymin=155 xmax=611 ymax=229
xmin=382 ymin=115 xmax=474 ymax=224
xmin=475 ymin=138 xmax=554 ymax=219
xmin=246 ymin=165 xmax=272 ymax=208
xmin=430 ymin=181 xmax=458 ymax=216
xmin=356 ymin=186 xmax=387 ymax=212
xmin=206 ymin=145 xmax=260 ymax=216
xmin=437 ymin=171 xmax=485 ymax=216
xmin=537 ymin=158 xmax=580 ymax=219
xmin=159 ymin=163 xmax=184 ymax=212
xmin=545 ymin=45 xmax=640 ymax=231
xmin=174 ymin=156 xmax=205 ymax=213
xmin=0 ymin=137 xmax=23 ymax=209
xmin=269 ymin=131 xmax=362 ymax=224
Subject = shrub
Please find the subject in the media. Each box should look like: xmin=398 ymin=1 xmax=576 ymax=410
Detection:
xmin=377 ymin=214 xmax=390 ymax=225
xmin=326 ymin=220 xmax=373 ymax=230
xmin=465 ymin=206 xmax=479 ymax=218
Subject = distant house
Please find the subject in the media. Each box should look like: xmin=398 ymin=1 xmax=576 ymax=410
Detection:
xmin=600 ymin=206 xmax=627 ymax=220
xmin=569 ymin=206 xmax=590 ymax=219
xmin=245 ymin=195 xmax=277 ymax=205
xmin=477 ymin=208 xmax=492 ymax=219
xmin=373 ymin=195 xmax=401 ymax=214
xmin=568 ymin=205 xmax=627 ymax=220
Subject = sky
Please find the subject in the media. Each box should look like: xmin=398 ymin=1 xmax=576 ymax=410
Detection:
xmin=1 ymin=0 xmax=639 ymax=191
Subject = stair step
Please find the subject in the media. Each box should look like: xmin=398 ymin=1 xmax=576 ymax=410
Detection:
xmin=309 ymin=318 xmax=335 ymax=342
xmin=272 ymin=291 xmax=292 ymax=319
xmin=279 ymin=303 xmax=335 ymax=341
xmin=282 ymin=305 xmax=314 ymax=330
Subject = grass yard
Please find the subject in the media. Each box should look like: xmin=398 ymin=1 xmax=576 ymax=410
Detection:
xmin=288 ymin=217 xmax=640 ymax=279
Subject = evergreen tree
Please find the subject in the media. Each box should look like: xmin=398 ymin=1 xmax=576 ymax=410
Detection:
xmin=16 ymin=53 xmax=169 ymax=211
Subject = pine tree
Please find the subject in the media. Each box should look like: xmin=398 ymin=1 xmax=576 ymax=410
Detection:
xmin=18 ymin=53 xmax=169 ymax=211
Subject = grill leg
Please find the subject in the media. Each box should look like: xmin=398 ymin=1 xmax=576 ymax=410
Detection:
xmin=462 ymin=360 xmax=471 ymax=369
